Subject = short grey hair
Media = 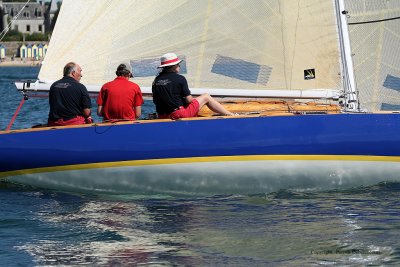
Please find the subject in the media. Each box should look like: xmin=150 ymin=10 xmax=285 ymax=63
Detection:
xmin=63 ymin=62 xmax=77 ymax=76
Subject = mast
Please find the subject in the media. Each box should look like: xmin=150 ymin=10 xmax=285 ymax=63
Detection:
xmin=335 ymin=0 xmax=360 ymax=112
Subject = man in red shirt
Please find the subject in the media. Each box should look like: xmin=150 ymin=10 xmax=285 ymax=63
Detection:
xmin=97 ymin=63 xmax=144 ymax=121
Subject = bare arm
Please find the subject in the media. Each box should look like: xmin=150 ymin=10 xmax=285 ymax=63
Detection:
xmin=185 ymin=95 xmax=193 ymax=104
xmin=97 ymin=106 xmax=103 ymax=117
xmin=83 ymin=108 xmax=91 ymax=118
xmin=83 ymin=108 xmax=93 ymax=123
xmin=135 ymin=106 xmax=141 ymax=119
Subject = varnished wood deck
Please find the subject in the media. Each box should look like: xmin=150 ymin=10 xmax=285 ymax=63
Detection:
xmin=199 ymin=100 xmax=341 ymax=116
xmin=1 ymin=100 xmax=341 ymax=134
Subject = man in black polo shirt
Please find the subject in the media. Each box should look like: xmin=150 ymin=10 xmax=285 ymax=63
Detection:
xmin=47 ymin=62 xmax=93 ymax=126
xmin=152 ymin=53 xmax=234 ymax=119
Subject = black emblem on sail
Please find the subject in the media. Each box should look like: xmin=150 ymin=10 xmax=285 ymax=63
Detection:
xmin=304 ymin=69 xmax=315 ymax=80
xmin=211 ymin=55 xmax=271 ymax=85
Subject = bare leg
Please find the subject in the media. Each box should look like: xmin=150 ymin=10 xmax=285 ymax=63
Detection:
xmin=196 ymin=93 xmax=234 ymax=116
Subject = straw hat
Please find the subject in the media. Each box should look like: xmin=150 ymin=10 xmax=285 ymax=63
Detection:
xmin=158 ymin=53 xmax=182 ymax=68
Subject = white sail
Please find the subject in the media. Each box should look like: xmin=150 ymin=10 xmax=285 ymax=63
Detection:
xmin=37 ymin=0 xmax=343 ymax=98
xmin=344 ymin=0 xmax=400 ymax=112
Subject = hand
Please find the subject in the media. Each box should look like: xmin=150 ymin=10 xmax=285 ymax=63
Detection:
xmin=85 ymin=116 xmax=93 ymax=124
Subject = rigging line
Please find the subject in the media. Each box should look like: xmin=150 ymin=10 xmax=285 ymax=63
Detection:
xmin=348 ymin=16 xmax=400 ymax=25
xmin=0 ymin=0 xmax=32 ymax=42
xmin=6 ymin=97 xmax=25 ymax=131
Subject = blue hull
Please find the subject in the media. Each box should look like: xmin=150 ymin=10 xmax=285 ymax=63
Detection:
xmin=1 ymin=114 xmax=400 ymax=195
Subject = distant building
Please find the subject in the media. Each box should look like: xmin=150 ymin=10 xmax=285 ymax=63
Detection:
xmin=37 ymin=43 xmax=44 ymax=57
xmin=0 ymin=44 xmax=5 ymax=59
xmin=17 ymin=42 xmax=47 ymax=59
xmin=0 ymin=0 xmax=58 ymax=34
xmin=19 ymin=43 xmax=27 ymax=58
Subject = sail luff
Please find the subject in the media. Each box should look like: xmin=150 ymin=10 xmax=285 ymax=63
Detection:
xmin=336 ymin=0 xmax=359 ymax=111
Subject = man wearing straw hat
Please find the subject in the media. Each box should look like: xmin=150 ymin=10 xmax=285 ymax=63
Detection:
xmin=152 ymin=52 xmax=234 ymax=119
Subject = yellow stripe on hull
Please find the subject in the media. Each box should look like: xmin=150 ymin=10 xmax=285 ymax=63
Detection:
xmin=2 ymin=155 xmax=400 ymax=179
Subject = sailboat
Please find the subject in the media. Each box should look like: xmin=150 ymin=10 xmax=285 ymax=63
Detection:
xmin=1 ymin=0 xmax=400 ymax=195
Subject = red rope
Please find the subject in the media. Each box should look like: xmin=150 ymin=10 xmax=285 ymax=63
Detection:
xmin=6 ymin=97 xmax=25 ymax=131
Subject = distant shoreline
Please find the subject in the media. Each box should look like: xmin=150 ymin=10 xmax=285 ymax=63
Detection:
xmin=0 ymin=59 xmax=42 ymax=67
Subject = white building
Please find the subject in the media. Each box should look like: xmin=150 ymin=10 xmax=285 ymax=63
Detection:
xmin=0 ymin=0 xmax=58 ymax=34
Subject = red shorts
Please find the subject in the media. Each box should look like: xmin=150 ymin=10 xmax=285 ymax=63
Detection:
xmin=159 ymin=99 xmax=200 ymax=120
xmin=47 ymin=116 xmax=86 ymax=126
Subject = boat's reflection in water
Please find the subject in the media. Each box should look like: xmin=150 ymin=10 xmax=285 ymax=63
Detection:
xmin=16 ymin=196 xmax=198 ymax=266
xmin=13 ymin=186 xmax=396 ymax=266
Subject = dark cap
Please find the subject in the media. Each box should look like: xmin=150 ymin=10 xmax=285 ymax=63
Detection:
xmin=116 ymin=63 xmax=133 ymax=77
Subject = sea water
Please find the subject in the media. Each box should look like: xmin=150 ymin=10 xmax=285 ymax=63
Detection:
xmin=1 ymin=67 xmax=400 ymax=266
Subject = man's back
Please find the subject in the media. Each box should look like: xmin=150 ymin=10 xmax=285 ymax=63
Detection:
xmin=97 ymin=77 xmax=143 ymax=120
xmin=48 ymin=76 xmax=92 ymax=121
xmin=152 ymin=72 xmax=191 ymax=115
